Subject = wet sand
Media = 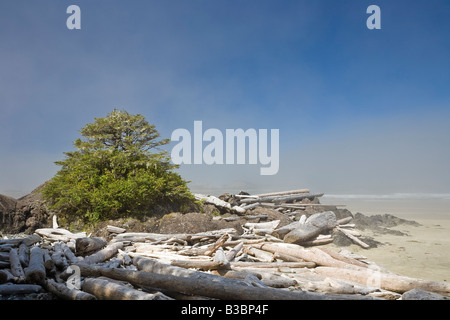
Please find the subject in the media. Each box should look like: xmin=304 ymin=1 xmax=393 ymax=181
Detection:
xmin=321 ymin=196 xmax=450 ymax=283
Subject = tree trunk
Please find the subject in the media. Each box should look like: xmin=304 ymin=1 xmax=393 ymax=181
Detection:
xmin=82 ymin=277 xmax=171 ymax=300
xmin=82 ymin=242 xmax=124 ymax=265
xmin=24 ymin=246 xmax=46 ymax=284
xmin=314 ymin=266 xmax=450 ymax=296
xmin=252 ymin=243 xmax=353 ymax=269
xmin=76 ymin=263 xmax=374 ymax=300
xmin=44 ymin=278 xmax=96 ymax=300
xmin=9 ymin=248 xmax=25 ymax=281
xmin=0 ymin=283 xmax=42 ymax=295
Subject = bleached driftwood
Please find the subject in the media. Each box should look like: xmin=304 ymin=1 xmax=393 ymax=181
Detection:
xmin=107 ymin=225 xmax=127 ymax=234
xmin=34 ymin=228 xmax=86 ymax=242
xmin=239 ymin=193 xmax=324 ymax=205
xmin=24 ymin=246 xmax=46 ymax=284
xmin=44 ymin=278 xmax=96 ymax=300
xmin=313 ymin=266 xmax=450 ymax=296
xmin=0 ymin=283 xmax=43 ymax=295
xmin=195 ymin=194 xmax=246 ymax=214
xmin=9 ymin=248 xmax=25 ymax=281
xmin=252 ymin=243 xmax=353 ymax=269
xmin=82 ymin=242 xmax=124 ymax=265
xmin=335 ymin=227 xmax=370 ymax=249
xmin=82 ymin=277 xmax=172 ymax=300
xmin=76 ymin=261 xmax=374 ymax=300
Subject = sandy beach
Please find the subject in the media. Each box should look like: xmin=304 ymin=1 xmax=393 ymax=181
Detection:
xmin=322 ymin=196 xmax=450 ymax=283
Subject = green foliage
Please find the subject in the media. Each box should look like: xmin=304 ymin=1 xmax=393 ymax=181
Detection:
xmin=42 ymin=109 xmax=194 ymax=225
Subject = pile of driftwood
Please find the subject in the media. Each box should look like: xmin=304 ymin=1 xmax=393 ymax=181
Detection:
xmin=1 ymin=207 xmax=450 ymax=300
xmin=196 ymin=189 xmax=370 ymax=249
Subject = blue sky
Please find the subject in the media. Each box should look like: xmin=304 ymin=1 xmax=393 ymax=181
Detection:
xmin=0 ymin=0 xmax=449 ymax=198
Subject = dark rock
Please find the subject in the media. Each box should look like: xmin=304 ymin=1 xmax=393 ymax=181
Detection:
xmin=353 ymin=212 xmax=420 ymax=236
xmin=0 ymin=184 xmax=51 ymax=234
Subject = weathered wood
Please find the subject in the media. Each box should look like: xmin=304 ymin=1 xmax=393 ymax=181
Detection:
xmin=0 ymin=269 xmax=17 ymax=284
xmin=225 ymin=241 xmax=244 ymax=261
xmin=284 ymin=211 xmax=337 ymax=244
xmin=62 ymin=243 xmax=83 ymax=264
xmin=24 ymin=246 xmax=46 ymax=284
xmin=82 ymin=242 xmax=124 ymax=265
xmin=0 ymin=283 xmax=43 ymax=295
xmin=107 ymin=225 xmax=127 ymax=234
xmin=239 ymin=193 xmax=324 ymax=204
xmin=318 ymin=247 xmax=368 ymax=269
xmin=314 ymin=266 xmax=450 ymax=296
xmin=82 ymin=277 xmax=171 ymax=300
xmin=170 ymin=259 xmax=225 ymax=271
xmin=273 ymin=220 xmax=303 ymax=238
xmin=204 ymin=233 xmax=229 ymax=256
xmin=243 ymin=246 xmax=274 ymax=262
xmin=230 ymin=261 xmax=316 ymax=269
xmin=75 ymin=237 xmax=107 ymax=256
xmin=213 ymin=247 xmax=230 ymax=268
xmin=21 ymin=234 xmax=42 ymax=246
xmin=253 ymin=243 xmax=353 ymax=269
xmin=43 ymin=249 xmax=55 ymax=271
xmin=9 ymin=248 xmax=25 ymax=281
xmin=44 ymin=278 xmax=96 ymax=300
xmin=51 ymin=243 xmax=69 ymax=269
xmin=18 ymin=243 xmax=30 ymax=267
xmin=335 ymin=227 xmax=370 ymax=249
xmin=251 ymin=189 xmax=310 ymax=198
xmin=35 ymin=228 xmax=86 ymax=242
xmin=76 ymin=262 xmax=374 ymax=300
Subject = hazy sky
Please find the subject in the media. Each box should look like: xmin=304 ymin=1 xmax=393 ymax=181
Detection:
xmin=1 ymin=0 xmax=449 ymax=198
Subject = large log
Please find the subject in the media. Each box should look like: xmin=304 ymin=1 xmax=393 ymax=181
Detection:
xmin=252 ymin=243 xmax=353 ymax=269
xmin=82 ymin=277 xmax=171 ymax=300
xmin=24 ymin=246 xmax=46 ymax=284
xmin=284 ymin=211 xmax=337 ymax=244
xmin=75 ymin=237 xmax=107 ymax=256
xmin=0 ymin=269 xmax=16 ymax=284
xmin=251 ymin=189 xmax=310 ymax=198
xmin=82 ymin=242 xmax=124 ymax=265
xmin=9 ymin=248 xmax=25 ymax=281
xmin=314 ymin=266 xmax=450 ymax=296
xmin=44 ymin=278 xmax=96 ymax=300
xmin=335 ymin=227 xmax=370 ymax=249
xmin=76 ymin=263 xmax=374 ymax=300
xmin=239 ymin=193 xmax=324 ymax=204
xmin=0 ymin=283 xmax=43 ymax=295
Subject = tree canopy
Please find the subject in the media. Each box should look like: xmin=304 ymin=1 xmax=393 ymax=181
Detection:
xmin=42 ymin=110 xmax=194 ymax=225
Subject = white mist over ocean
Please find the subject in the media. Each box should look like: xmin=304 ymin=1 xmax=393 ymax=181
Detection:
xmin=322 ymin=193 xmax=450 ymax=219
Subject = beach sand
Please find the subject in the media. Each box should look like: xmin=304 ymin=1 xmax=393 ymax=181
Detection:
xmin=321 ymin=197 xmax=450 ymax=283
xmin=325 ymin=219 xmax=450 ymax=283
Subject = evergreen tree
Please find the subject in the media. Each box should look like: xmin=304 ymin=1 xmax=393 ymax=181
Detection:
xmin=42 ymin=109 xmax=194 ymax=224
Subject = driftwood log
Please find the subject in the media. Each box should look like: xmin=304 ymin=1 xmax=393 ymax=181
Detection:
xmin=76 ymin=262 xmax=375 ymax=300
xmin=82 ymin=277 xmax=172 ymax=300
xmin=82 ymin=242 xmax=124 ymax=265
xmin=9 ymin=248 xmax=25 ymax=281
xmin=75 ymin=237 xmax=107 ymax=256
xmin=44 ymin=278 xmax=96 ymax=300
xmin=314 ymin=266 xmax=450 ymax=296
xmin=24 ymin=246 xmax=46 ymax=284
xmin=284 ymin=211 xmax=337 ymax=244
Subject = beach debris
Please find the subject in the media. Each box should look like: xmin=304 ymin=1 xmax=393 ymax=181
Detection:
xmin=0 ymin=189 xmax=447 ymax=300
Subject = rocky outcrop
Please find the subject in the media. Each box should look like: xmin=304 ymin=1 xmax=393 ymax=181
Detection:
xmin=0 ymin=184 xmax=50 ymax=234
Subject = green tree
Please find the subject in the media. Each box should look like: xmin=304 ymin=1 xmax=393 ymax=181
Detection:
xmin=42 ymin=109 xmax=194 ymax=225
